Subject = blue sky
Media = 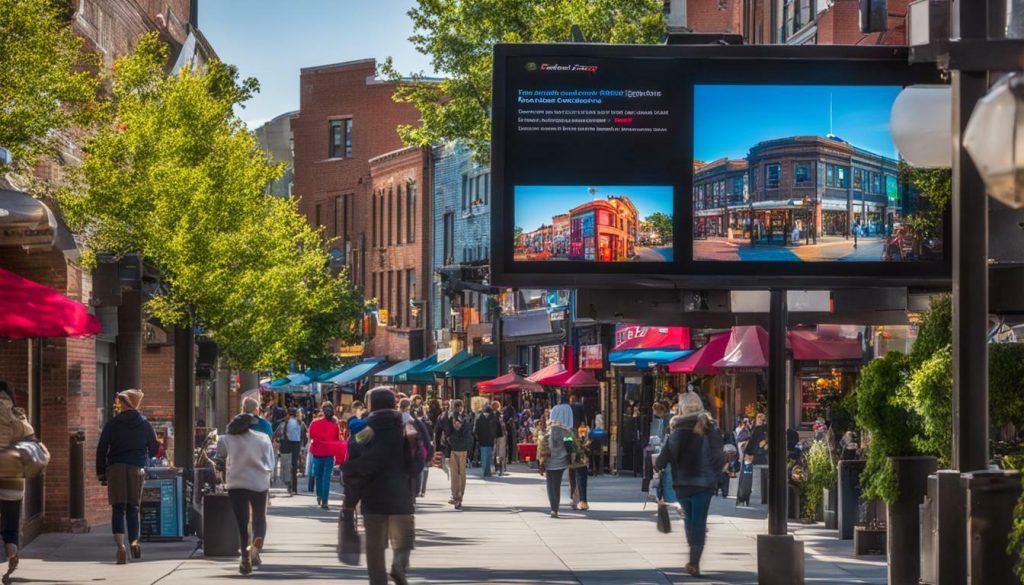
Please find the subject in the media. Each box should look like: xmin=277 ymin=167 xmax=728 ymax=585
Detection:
xmin=515 ymin=185 xmax=673 ymax=232
xmin=199 ymin=0 xmax=435 ymax=128
xmin=694 ymin=85 xmax=902 ymax=161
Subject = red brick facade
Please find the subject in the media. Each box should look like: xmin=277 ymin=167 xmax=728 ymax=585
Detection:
xmin=687 ymin=0 xmax=744 ymax=34
xmin=366 ymin=146 xmax=432 ymax=361
xmin=291 ymin=59 xmax=431 ymax=361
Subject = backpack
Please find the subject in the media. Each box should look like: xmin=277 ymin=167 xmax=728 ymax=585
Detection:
xmin=403 ymin=418 xmax=433 ymax=476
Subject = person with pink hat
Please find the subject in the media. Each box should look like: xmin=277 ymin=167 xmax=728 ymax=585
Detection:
xmin=96 ymin=389 xmax=159 ymax=565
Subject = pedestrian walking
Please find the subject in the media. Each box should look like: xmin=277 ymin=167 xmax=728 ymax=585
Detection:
xmin=473 ymin=403 xmax=500 ymax=477
xmin=412 ymin=405 xmax=433 ymax=497
xmin=343 ymin=388 xmax=416 ymax=585
xmin=96 ymin=389 xmax=159 ymax=565
xmin=215 ymin=403 xmax=275 ymax=575
xmin=309 ymin=402 xmax=344 ymax=509
xmin=243 ymin=398 xmax=274 ymax=437
xmin=654 ymin=393 xmax=725 ymax=577
xmin=749 ymin=413 xmax=768 ymax=465
xmin=274 ymin=408 xmax=303 ymax=495
xmin=537 ymin=403 xmax=586 ymax=518
xmin=0 ymin=383 xmax=37 ymax=584
xmin=441 ymin=400 xmax=471 ymax=509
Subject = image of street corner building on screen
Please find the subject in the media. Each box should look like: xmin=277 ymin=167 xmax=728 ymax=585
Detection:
xmin=513 ymin=185 xmax=673 ymax=262
xmin=691 ymin=84 xmax=944 ymax=263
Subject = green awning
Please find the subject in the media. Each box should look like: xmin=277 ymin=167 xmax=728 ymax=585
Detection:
xmin=430 ymin=349 xmax=471 ymax=376
xmin=398 ymin=355 xmax=439 ymax=384
xmin=375 ymin=359 xmax=421 ymax=380
xmin=448 ymin=355 xmax=497 ymax=379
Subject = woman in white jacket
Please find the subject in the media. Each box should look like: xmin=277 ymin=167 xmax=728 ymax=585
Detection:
xmin=216 ymin=403 xmax=275 ymax=575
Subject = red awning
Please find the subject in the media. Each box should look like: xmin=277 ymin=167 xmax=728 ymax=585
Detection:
xmin=527 ymin=362 xmax=566 ymax=382
xmin=668 ymin=333 xmax=730 ymax=374
xmin=534 ymin=368 xmax=574 ymax=386
xmin=714 ymin=325 xmax=769 ymax=369
xmin=613 ymin=325 xmax=691 ymax=351
xmin=558 ymin=369 xmax=600 ymax=388
xmin=477 ymin=372 xmax=543 ymax=394
xmin=789 ymin=329 xmax=862 ymax=361
xmin=0 ymin=268 xmax=101 ymax=339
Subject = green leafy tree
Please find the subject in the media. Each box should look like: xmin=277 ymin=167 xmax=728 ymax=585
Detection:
xmin=60 ymin=34 xmax=362 ymax=372
xmin=902 ymin=345 xmax=953 ymax=466
xmin=644 ymin=212 xmax=673 ymax=243
xmin=898 ymin=163 xmax=950 ymax=242
xmin=383 ymin=0 xmax=666 ymax=161
xmin=0 ymin=0 xmax=99 ymax=167
xmin=909 ymin=293 xmax=952 ymax=369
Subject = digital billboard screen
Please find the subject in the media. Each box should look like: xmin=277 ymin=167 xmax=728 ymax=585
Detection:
xmin=491 ymin=44 xmax=948 ymax=288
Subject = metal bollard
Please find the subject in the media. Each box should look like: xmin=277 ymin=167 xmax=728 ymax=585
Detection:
xmin=69 ymin=431 xmax=86 ymax=520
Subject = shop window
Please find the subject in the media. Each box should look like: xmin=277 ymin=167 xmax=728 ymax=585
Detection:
xmin=343 ymin=119 xmax=352 ymax=158
xmin=765 ymin=164 xmax=780 ymax=189
xmin=853 ymin=169 xmax=864 ymax=190
xmin=872 ymin=172 xmax=881 ymax=194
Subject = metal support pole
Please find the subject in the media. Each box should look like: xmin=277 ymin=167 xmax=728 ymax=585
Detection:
xmin=173 ymin=325 xmax=195 ymax=470
xmin=950 ymin=0 xmax=990 ymax=473
xmin=115 ymin=288 xmax=143 ymax=392
xmin=767 ymin=288 xmax=788 ymax=535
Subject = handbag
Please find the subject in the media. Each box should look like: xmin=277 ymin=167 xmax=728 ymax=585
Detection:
xmin=654 ymin=481 xmax=672 ymax=534
xmin=12 ymin=440 xmax=49 ymax=478
xmin=430 ymin=450 xmax=444 ymax=468
xmin=337 ymin=508 xmax=361 ymax=566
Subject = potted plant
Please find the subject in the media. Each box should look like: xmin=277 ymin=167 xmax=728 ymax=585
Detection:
xmin=855 ymin=350 xmax=936 ymax=585
xmin=802 ymin=440 xmax=836 ymax=524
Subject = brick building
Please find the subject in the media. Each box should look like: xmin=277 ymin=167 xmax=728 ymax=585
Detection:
xmin=0 ymin=0 xmax=209 ymax=538
xmin=692 ymin=135 xmax=902 ymax=241
xmin=291 ymin=59 xmax=432 ymax=362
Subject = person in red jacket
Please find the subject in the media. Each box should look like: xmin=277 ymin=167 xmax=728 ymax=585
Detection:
xmin=308 ymin=402 xmax=343 ymax=510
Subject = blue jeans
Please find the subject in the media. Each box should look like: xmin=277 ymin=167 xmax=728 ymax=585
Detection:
xmin=312 ymin=455 xmax=335 ymax=504
xmin=680 ymin=489 xmax=714 ymax=548
xmin=111 ymin=503 xmax=140 ymax=541
xmin=661 ymin=464 xmax=678 ymax=504
xmin=480 ymin=446 xmax=493 ymax=477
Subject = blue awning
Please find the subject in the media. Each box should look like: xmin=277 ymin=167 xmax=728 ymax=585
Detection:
xmin=610 ymin=349 xmax=693 ymax=369
xmin=270 ymin=372 xmax=311 ymax=388
xmin=375 ymin=359 xmax=421 ymax=380
xmin=326 ymin=357 xmax=387 ymax=386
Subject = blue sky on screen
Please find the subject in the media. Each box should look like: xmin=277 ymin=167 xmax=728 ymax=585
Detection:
xmin=693 ymin=85 xmax=902 ymax=162
xmin=514 ymin=185 xmax=674 ymax=232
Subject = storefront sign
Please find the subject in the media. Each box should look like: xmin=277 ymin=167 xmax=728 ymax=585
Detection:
xmin=539 ymin=345 xmax=561 ymax=367
xmin=580 ymin=344 xmax=603 ymax=369
xmin=613 ymin=324 xmax=691 ymax=351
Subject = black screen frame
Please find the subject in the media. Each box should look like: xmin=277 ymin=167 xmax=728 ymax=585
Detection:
xmin=490 ymin=43 xmax=950 ymax=290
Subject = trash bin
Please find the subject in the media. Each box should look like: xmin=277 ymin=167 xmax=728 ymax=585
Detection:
xmin=838 ymin=460 xmax=866 ymax=540
xmin=962 ymin=469 xmax=1022 ymax=585
xmin=201 ymin=491 xmax=239 ymax=557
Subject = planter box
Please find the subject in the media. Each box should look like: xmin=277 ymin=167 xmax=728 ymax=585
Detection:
xmin=823 ymin=486 xmax=838 ymax=529
xmin=887 ymin=456 xmax=937 ymax=585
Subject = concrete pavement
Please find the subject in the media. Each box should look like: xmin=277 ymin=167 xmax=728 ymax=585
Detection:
xmin=14 ymin=464 xmax=885 ymax=584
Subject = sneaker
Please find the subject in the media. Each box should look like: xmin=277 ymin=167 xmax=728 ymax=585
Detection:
xmin=239 ymin=548 xmax=253 ymax=575
xmin=252 ymin=537 xmax=263 ymax=568
xmin=389 ymin=569 xmax=410 ymax=585
xmin=454 ymin=500 xmax=462 ymax=510
xmin=448 ymin=498 xmax=455 ymax=504
xmin=549 ymin=511 xmax=559 ymax=518
xmin=685 ymin=563 xmax=700 ymax=577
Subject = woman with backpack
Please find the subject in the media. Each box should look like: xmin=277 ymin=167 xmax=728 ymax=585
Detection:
xmin=537 ymin=404 xmax=587 ymax=517
xmin=654 ymin=393 xmax=725 ymax=577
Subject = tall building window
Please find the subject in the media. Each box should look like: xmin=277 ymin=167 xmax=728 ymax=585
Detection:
xmin=378 ymin=192 xmax=385 ymax=247
xmin=407 ymin=269 xmax=416 ymax=327
xmin=853 ymin=169 xmax=864 ymax=190
xmin=794 ymin=163 xmax=810 ymax=184
xmin=371 ymin=192 xmax=378 ymax=247
xmin=765 ymin=164 xmax=781 ymax=189
xmin=387 ymin=188 xmax=393 ymax=246
xmin=343 ymin=119 xmax=352 ymax=158
xmin=396 ymin=269 xmax=403 ymax=328
xmin=396 ymin=184 xmax=403 ymax=245
xmin=871 ymin=172 xmax=881 ymax=194
xmin=461 ymin=173 xmax=469 ymax=210
xmin=328 ymin=120 xmax=343 ymax=158
xmin=406 ymin=180 xmax=416 ymax=243
xmin=837 ymin=166 xmax=849 ymax=188
xmin=387 ymin=271 xmax=393 ymax=325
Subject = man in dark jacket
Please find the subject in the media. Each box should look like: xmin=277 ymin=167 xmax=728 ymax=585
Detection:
xmin=343 ymin=388 xmax=414 ymax=585
xmin=96 ymin=389 xmax=159 ymax=565
xmin=440 ymin=400 xmax=471 ymax=509
xmin=473 ymin=404 xmax=500 ymax=478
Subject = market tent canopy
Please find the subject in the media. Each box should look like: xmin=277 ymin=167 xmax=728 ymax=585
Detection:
xmin=271 ymin=373 xmax=311 ymax=387
xmin=478 ymin=371 xmax=543 ymax=394
xmin=714 ymin=326 xmax=769 ymax=369
xmin=527 ymin=362 xmax=566 ymax=383
xmin=0 ymin=267 xmax=102 ymax=339
xmin=326 ymin=357 xmax=387 ymax=386
xmin=448 ymin=355 xmax=497 ymax=379
xmin=668 ymin=333 xmax=730 ymax=374
xmin=789 ymin=329 xmax=862 ymax=361
xmin=375 ymin=359 xmax=422 ymax=380
xmin=398 ymin=355 xmax=439 ymax=384
xmin=559 ymin=369 xmax=600 ymax=388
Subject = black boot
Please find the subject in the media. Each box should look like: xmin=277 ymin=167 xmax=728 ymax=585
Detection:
xmin=687 ymin=545 xmax=704 ymax=576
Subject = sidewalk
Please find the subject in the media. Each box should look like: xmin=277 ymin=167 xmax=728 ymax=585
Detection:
xmin=15 ymin=465 xmax=885 ymax=584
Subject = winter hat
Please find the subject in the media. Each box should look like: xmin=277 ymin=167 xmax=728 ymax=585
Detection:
xmin=117 ymin=389 xmax=144 ymax=410
xmin=367 ymin=387 xmax=397 ymax=412
xmin=679 ymin=392 xmax=704 ymax=417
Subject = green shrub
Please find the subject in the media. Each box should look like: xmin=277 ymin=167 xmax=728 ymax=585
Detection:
xmin=902 ymin=346 xmax=953 ymax=467
xmin=909 ymin=294 xmax=951 ymax=370
xmin=855 ymin=350 xmax=920 ymax=504
xmin=801 ymin=440 xmax=837 ymax=521
xmin=991 ymin=343 xmax=1024 ymax=431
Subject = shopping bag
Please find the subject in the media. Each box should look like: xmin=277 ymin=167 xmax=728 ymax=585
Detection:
xmin=654 ymin=476 xmax=672 ymax=534
xmin=337 ymin=508 xmax=361 ymax=566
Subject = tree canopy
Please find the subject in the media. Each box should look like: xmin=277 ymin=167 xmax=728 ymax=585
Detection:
xmin=0 ymin=0 xmax=99 ymax=168
xmin=644 ymin=212 xmax=673 ymax=242
xmin=384 ymin=0 xmax=666 ymax=161
xmin=60 ymin=34 xmax=362 ymax=372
